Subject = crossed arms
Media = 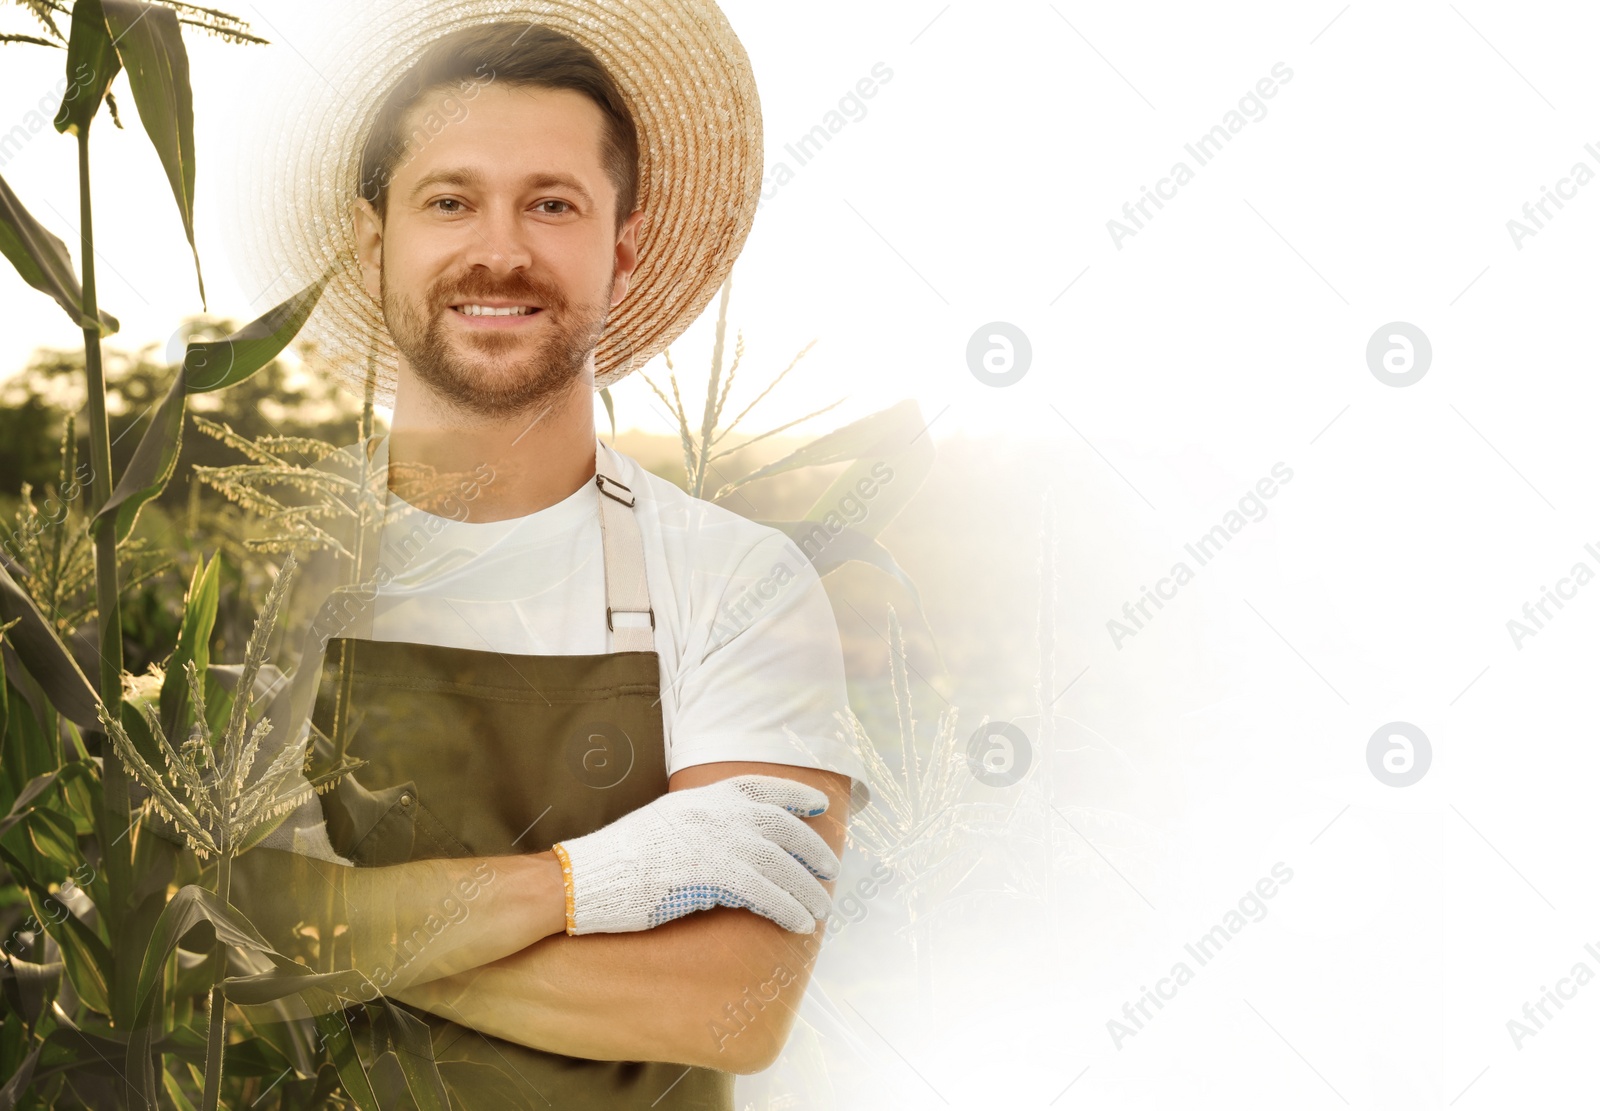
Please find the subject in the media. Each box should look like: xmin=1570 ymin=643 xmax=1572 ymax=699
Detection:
xmin=230 ymin=759 xmax=851 ymax=1075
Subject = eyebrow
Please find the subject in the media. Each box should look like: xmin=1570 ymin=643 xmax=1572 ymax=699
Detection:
xmin=407 ymin=167 xmax=595 ymax=209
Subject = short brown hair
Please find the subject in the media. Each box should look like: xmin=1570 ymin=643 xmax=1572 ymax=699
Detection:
xmin=357 ymin=22 xmax=639 ymax=230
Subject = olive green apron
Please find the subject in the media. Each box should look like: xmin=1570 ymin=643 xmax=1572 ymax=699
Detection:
xmin=308 ymin=437 xmax=735 ymax=1110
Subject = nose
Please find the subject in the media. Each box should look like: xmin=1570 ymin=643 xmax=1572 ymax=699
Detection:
xmin=462 ymin=199 xmax=536 ymax=284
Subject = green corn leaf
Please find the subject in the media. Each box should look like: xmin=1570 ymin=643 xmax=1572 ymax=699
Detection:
xmin=132 ymin=884 xmax=281 ymax=1021
xmin=94 ymin=271 xmax=334 ymax=544
xmin=370 ymin=1001 xmax=449 ymax=1111
xmin=717 ymin=399 xmax=943 ymax=669
xmin=370 ymin=1051 xmax=421 ymax=1109
xmin=756 ymin=518 xmax=948 ymax=667
xmin=91 ymin=349 xmax=184 ymax=549
xmin=0 ymin=845 xmax=112 ymax=1015
xmin=0 ymin=173 xmax=119 ymax=335
xmin=118 ymin=881 xmax=178 ymax=1054
xmin=52 ymin=0 xmax=120 ymax=136
xmin=227 ymin=985 xmax=316 ymax=1079
xmin=28 ymin=1024 xmax=206 ymax=1083
xmin=0 ymin=1039 xmax=46 ymax=1110
xmin=0 ymin=764 xmax=96 ymax=843
xmin=0 ymin=648 xmax=7 ymax=784
xmin=126 ymin=883 xmax=282 ymax=1105
xmin=313 ymin=1007 xmax=380 ymax=1111
xmin=303 ymin=1062 xmax=347 ymax=1109
xmin=1 ymin=678 xmax=55 ymax=812
xmin=797 ymin=410 xmax=933 ymax=542
xmin=0 ymin=561 xmax=98 ymax=729
xmin=190 ymin=1031 xmax=298 ymax=1078
xmin=183 ymin=270 xmax=336 ymax=394
xmin=223 ymin=965 xmax=380 ymax=1008
xmin=21 ymin=807 xmax=79 ymax=876
xmin=124 ymin=973 xmax=176 ymax=1107
xmin=158 ymin=553 xmax=220 ymax=741
xmin=162 ymin=1068 xmax=200 ymax=1111
xmin=100 ymin=0 xmax=203 ymax=307
xmin=0 ymin=955 xmax=63 ymax=1033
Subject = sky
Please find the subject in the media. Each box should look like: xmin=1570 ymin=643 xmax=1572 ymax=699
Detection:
xmin=7 ymin=2 xmax=1600 ymax=1106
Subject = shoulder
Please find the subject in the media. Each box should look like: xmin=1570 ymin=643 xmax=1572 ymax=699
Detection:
xmin=614 ymin=447 xmax=807 ymax=579
xmin=610 ymin=447 xmax=824 ymax=650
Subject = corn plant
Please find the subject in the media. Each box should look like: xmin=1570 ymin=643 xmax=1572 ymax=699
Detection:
xmin=1 ymin=417 xmax=171 ymax=639
xmin=0 ymin=2 xmax=339 ymax=1104
xmin=95 ymin=551 xmax=361 ymax=1111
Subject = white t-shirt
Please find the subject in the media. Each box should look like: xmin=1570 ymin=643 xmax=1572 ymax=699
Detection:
xmin=358 ymin=445 xmax=872 ymax=820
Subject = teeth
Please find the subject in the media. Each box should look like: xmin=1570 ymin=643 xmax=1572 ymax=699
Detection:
xmin=456 ymin=304 xmax=534 ymax=317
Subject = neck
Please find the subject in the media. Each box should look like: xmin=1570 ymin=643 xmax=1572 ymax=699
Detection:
xmin=386 ymin=370 xmax=597 ymax=523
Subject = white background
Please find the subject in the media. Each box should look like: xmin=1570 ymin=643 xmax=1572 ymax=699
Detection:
xmin=4 ymin=1 xmax=1600 ymax=1107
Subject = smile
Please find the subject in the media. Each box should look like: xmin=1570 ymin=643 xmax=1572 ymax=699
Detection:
xmin=451 ymin=303 xmax=541 ymax=316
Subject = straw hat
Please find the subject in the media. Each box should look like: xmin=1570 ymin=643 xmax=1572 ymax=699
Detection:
xmin=224 ymin=0 xmax=762 ymax=406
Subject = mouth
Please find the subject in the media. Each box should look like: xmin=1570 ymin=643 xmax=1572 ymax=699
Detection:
xmin=451 ymin=302 xmax=544 ymax=315
xmin=448 ymin=301 xmax=544 ymax=328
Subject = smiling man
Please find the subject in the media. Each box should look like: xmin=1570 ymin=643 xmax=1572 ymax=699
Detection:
xmin=353 ymin=69 xmax=641 ymax=522
xmin=365 ymin=89 xmax=629 ymax=425
xmin=220 ymin=6 xmax=874 ymax=1110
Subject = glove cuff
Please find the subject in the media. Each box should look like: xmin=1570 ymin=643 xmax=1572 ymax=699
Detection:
xmin=550 ymin=841 xmax=577 ymax=936
xmin=554 ymin=832 xmax=646 ymax=934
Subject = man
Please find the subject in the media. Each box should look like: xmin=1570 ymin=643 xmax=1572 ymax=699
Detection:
xmin=224 ymin=6 xmax=873 ymax=1108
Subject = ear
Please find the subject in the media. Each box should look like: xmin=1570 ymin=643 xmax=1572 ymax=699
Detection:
xmin=353 ymin=197 xmax=384 ymax=303
xmin=609 ymin=209 xmax=644 ymax=308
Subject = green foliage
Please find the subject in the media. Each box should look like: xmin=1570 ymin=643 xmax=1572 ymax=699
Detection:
xmin=51 ymin=0 xmax=120 ymax=138
xmin=0 ymin=173 xmax=118 ymax=334
xmin=95 ymin=273 xmax=334 ymax=545
xmin=190 ymin=416 xmax=365 ymax=557
xmin=0 ymin=327 xmax=364 ymax=502
xmin=97 ymin=0 xmax=205 ymax=304
xmin=157 ymin=552 xmax=219 ymax=743
xmin=1 ymin=418 xmax=172 ymax=660
xmin=0 ymin=329 xmax=369 ymax=669
xmin=0 ymin=3 xmax=381 ymax=1104
xmin=98 ymin=553 xmax=360 ymax=862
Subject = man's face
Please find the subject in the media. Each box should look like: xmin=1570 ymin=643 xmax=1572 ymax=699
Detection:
xmin=355 ymin=83 xmax=641 ymax=419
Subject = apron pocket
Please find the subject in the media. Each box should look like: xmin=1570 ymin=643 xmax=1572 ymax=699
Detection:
xmin=328 ymin=779 xmax=416 ymax=867
xmin=408 ymin=791 xmax=474 ymax=860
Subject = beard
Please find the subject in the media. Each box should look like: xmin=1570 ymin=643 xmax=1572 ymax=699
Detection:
xmin=382 ymin=261 xmax=614 ymax=419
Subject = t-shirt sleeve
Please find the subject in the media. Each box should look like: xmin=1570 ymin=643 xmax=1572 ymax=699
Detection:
xmin=668 ymin=529 xmax=873 ymax=821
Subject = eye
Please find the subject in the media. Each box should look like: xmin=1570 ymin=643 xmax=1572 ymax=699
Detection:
xmin=428 ymin=197 xmax=466 ymax=214
xmin=535 ymin=199 xmax=573 ymax=215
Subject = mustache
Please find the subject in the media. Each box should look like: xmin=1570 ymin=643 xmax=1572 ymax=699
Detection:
xmin=431 ymin=276 xmax=568 ymax=310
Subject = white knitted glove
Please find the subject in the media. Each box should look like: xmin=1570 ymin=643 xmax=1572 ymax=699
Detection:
xmin=551 ymin=774 xmax=840 ymax=935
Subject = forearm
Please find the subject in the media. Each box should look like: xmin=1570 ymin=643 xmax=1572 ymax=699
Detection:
xmin=389 ymin=764 xmax=853 ymax=1071
xmin=390 ymin=904 xmax=827 ymax=1073
xmin=228 ymin=845 xmax=567 ymax=1002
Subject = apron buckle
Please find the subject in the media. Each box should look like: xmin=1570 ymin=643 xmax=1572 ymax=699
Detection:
xmin=595 ymin=472 xmax=636 ymax=507
xmin=607 ymin=605 xmax=655 ymax=632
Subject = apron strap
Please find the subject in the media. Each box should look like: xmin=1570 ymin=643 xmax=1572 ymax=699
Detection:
xmin=594 ymin=438 xmax=654 ymax=653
